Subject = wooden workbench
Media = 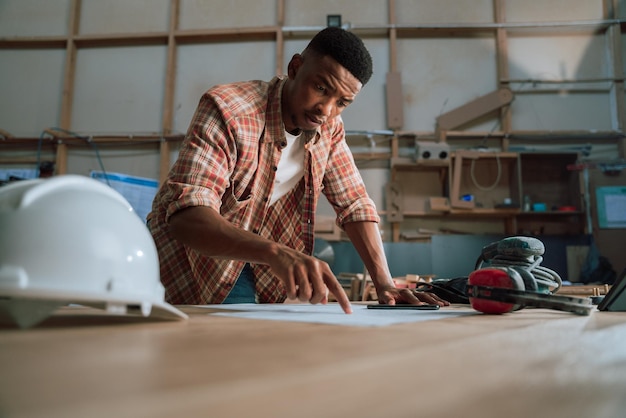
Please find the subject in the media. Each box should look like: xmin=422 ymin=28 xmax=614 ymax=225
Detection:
xmin=1 ymin=304 xmax=625 ymax=418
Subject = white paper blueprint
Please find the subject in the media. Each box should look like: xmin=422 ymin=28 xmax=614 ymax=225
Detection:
xmin=199 ymin=303 xmax=477 ymax=327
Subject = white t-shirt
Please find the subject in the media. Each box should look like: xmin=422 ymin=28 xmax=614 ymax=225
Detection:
xmin=270 ymin=130 xmax=305 ymax=205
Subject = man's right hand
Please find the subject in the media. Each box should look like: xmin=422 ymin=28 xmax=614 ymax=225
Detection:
xmin=170 ymin=206 xmax=352 ymax=313
xmin=268 ymin=246 xmax=352 ymax=314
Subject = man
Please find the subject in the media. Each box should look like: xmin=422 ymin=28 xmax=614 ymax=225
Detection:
xmin=147 ymin=27 xmax=448 ymax=313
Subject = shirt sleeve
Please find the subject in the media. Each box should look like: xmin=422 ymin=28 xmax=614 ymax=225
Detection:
xmin=163 ymin=93 xmax=236 ymax=223
xmin=321 ymin=121 xmax=380 ymax=227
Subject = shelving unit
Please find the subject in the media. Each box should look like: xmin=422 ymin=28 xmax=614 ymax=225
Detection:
xmin=515 ymin=152 xmax=587 ymax=236
xmin=385 ymin=149 xmax=586 ymax=241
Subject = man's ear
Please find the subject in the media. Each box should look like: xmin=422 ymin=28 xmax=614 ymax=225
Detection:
xmin=287 ymin=53 xmax=303 ymax=79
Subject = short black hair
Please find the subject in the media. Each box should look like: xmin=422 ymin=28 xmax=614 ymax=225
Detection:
xmin=304 ymin=27 xmax=373 ymax=85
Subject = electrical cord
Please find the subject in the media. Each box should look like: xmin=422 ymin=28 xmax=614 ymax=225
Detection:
xmin=36 ymin=130 xmax=48 ymax=177
xmin=37 ymin=127 xmax=110 ymax=186
xmin=470 ymin=154 xmax=502 ymax=191
xmin=414 ymin=279 xmax=470 ymax=304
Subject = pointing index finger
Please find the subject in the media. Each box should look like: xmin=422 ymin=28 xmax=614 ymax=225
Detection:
xmin=324 ymin=273 xmax=353 ymax=314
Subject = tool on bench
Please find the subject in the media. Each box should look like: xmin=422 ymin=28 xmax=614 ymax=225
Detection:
xmin=467 ymin=236 xmax=593 ymax=316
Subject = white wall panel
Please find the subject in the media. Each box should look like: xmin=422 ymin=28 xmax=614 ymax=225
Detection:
xmin=0 ymin=50 xmax=65 ymax=136
xmin=179 ymin=0 xmax=276 ymax=29
xmin=619 ymin=0 xmax=626 ymax=19
xmin=284 ymin=0 xmax=387 ymax=27
xmin=0 ymin=0 xmax=70 ymax=37
xmin=507 ymin=33 xmax=612 ymax=130
xmin=508 ymin=34 xmax=608 ymax=81
xmin=72 ymin=46 xmax=167 ymax=133
xmin=79 ymin=0 xmax=170 ymax=34
xmin=511 ymin=93 xmax=612 ymax=131
xmin=505 ymin=0 xmax=604 ymax=22
xmin=173 ymin=41 xmax=276 ymax=133
xmin=396 ymin=0 xmax=493 ymax=24
xmin=398 ymin=36 xmax=498 ymax=132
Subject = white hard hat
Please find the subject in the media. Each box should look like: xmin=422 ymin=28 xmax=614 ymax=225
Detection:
xmin=0 ymin=174 xmax=187 ymax=328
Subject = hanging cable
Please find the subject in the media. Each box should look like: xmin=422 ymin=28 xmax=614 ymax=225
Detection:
xmin=470 ymin=154 xmax=502 ymax=191
xmin=38 ymin=128 xmax=110 ymax=186
xmin=35 ymin=130 xmax=55 ymax=178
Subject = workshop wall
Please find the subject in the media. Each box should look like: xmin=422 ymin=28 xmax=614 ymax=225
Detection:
xmin=1 ymin=0 xmax=625 ymax=279
xmin=1 ymin=1 xmax=621 ymax=135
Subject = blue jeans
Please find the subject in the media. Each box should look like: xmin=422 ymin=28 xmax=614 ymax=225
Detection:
xmin=222 ymin=264 xmax=256 ymax=304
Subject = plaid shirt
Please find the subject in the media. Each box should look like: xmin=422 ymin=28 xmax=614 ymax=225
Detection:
xmin=148 ymin=76 xmax=379 ymax=305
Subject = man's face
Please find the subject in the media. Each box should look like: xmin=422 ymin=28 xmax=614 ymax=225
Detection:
xmin=282 ymin=52 xmax=362 ymax=133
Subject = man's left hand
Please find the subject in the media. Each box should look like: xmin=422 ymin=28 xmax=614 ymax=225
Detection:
xmin=375 ymin=285 xmax=450 ymax=307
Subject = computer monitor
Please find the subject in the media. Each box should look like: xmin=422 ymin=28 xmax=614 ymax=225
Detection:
xmin=596 ymin=186 xmax=626 ymax=229
xmin=598 ymin=268 xmax=626 ymax=311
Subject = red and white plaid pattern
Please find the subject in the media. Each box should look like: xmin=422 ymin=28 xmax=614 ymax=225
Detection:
xmin=148 ymin=76 xmax=379 ymax=304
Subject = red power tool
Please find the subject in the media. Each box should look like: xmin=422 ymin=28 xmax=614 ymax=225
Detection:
xmin=467 ymin=237 xmax=593 ymax=316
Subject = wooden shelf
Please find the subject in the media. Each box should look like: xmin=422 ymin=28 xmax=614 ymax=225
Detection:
xmin=390 ymin=157 xmax=450 ymax=168
xmin=1 ymin=18 xmax=622 ymax=48
xmin=387 ymin=149 xmax=586 ymax=241
xmin=401 ymin=208 xmax=520 ymax=217
xmin=0 ymin=36 xmax=68 ymax=49
xmin=516 ymin=211 xmax=585 ymax=217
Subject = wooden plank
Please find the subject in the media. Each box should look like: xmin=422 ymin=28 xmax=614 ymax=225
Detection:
xmin=55 ymin=0 xmax=81 ymax=175
xmin=59 ymin=0 xmax=80 ymax=131
xmin=0 ymin=37 xmax=67 ymax=49
xmin=158 ymin=0 xmax=179 ymax=183
xmin=388 ymin=0 xmax=397 ymax=72
xmin=276 ymin=0 xmax=284 ymax=76
xmin=55 ymin=143 xmax=68 ymax=175
xmin=385 ymin=181 xmax=404 ymax=222
xmin=162 ymin=0 xmax=179 ymax=135
xmin=0 ymin=129 xmax=14 ymax=138
xmin=450 ymin=151 xmax=475 ymax=209
xmin=73 ymin=33 xmax=168 ymax=47
xmin=174 ymin=27 xmax=278 ymax=44
xmin=494 ymin=0 xmax=511 ymax=150
xmin=385 ymin=72 xmax=403 ymax=129
xmin=436 ymin=88 xmax=514 ymax=131
xmin=0 ymin=157 xmax=41 ymax=164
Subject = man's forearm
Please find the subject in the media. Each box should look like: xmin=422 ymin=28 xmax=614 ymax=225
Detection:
xmin=343 ymin=221 xmax=395 ymax=290
xmin=169 ymin=206 xmax=279 ymax=265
